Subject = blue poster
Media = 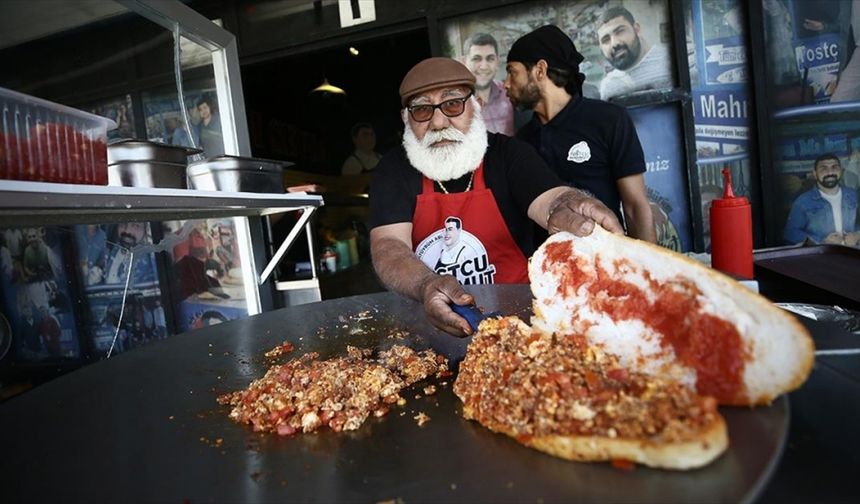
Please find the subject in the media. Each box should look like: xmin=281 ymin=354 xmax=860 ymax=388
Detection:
xmin=692 ymin=88 xmax=750 ymax=157
xmin=690 ymin=0 xmax=751 ymax=158
xmin=793 ymin=33 xmax=842 ymax=103
xmin=780 ymin=133 xmax=851 ymax=161
xmin=177 ymin=300 xmax=247 ymax=333
xmin=74 ymin=223 xmax=164 ymax=356
xmin=0 ymin=227 xmax=81 ymax=362
xmin=703 ymin=35 xmax=748 ymax=85
xmin=83 ymin=288 xmax=165 ymax=354
xmin=628 ymin=104 xmax=692 ymax=252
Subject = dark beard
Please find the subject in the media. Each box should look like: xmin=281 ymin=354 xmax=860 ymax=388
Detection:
xmin=510 ymin=81 xmax=541 ymax=111
xmin=118 ymin=232 xmax=138 ymax=249
xmin=608 ymin=37 xmax=642 ymax=70
xmin=819 ymin=175 xmax=840 ymax=189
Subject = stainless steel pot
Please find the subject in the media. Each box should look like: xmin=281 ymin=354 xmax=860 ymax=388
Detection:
xmin=187 ymin=155 xmax=291 ymax=193
xmin=107 ymin=139 xmax=202 ymax=165
xmin=108 ymin=161 xmax=189 ymax=189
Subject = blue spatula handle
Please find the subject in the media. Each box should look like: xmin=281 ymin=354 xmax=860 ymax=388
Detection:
xmin=450 ymin=304 xmax=502 ymax=332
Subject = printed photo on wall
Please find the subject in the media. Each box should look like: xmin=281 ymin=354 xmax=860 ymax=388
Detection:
xmin=764 ymin=0 xmax=860 ymax=108
xmin=688 ymin=0 xmax=751 ymax=160
xmin=142 ymin=82 xmax=223 ymax=158
xmin=440 ymin=0 xmax=676 ymax=113
xmin=775 ymin=116 xmax=860 ymax=247
xmin=162 ymin=219 xmax=248 ymax=333
xmin=629 ymin=104 xmax=694 ymax=252
xmin=0 ymin=227 xmax=81 ymax=362
xmin=73 ymin=222 xmax=164 ymax=356
xmin=83 ymin=94 xmax=137 ymax=141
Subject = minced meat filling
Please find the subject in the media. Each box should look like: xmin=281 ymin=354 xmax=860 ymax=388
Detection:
xmin=218 ymin=345 xmax=448 ymax=436
xmin=453 ymin=317 xmax=719 ymax=442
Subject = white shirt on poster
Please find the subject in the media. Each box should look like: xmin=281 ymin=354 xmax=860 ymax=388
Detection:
xmin=600 ymin=44 xmax=673 ymax=100
xmin=820 ymin=187 xmax=843 ymax=233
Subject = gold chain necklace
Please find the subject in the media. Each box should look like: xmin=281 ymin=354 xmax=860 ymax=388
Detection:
xmin=437 ymin=171 xmax=475 ymax=194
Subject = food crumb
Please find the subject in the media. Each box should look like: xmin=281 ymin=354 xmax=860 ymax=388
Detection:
xmin=396 ymin=397 xmax=406 ymax=407
xmin=423 ymin=385 xmax=437 ymax=396
xmin=168 ymin=415 xmax=174 ymax=420
xmin=450 ymin=483 xmax=457 ymax=490
xmin=265 ymin=341 xmax=295 ymax=359
xmin=414 ymin=412 xmax=430 ymax=427
xmin=414 ymin=394 xmax=421 ymax=399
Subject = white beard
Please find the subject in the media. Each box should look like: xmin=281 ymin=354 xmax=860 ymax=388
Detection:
xmin=402 ymin=100 xmax=488 ymax=182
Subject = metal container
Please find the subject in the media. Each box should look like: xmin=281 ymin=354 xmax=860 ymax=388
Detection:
xmin=107 ymin=139 xmax=202 ymax=165
xmin=187 ymin=155 xmax=291 ymax=193
xmin=107 ymin=161 xmax=189 ymax=189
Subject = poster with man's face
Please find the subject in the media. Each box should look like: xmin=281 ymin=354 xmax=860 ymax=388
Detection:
xmin=441 ymin=0 xmax=689 ymax=251
xmin=83 ymin=94 xmax=137 ymax=141
xmin=441 ymin=0 xmax=675 ymax=103
xmin=0 ymin=226 xmax=81 ymax=362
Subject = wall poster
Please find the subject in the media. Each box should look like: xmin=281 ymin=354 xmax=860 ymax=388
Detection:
xmin=73 ymin=222 xmax=164 ymax=355
xmin=440 ymin=0 xmax=692 ymax=250
xmin=0 ymin=227 xmax=81 ymax=363
xmin=161 ymin=218 xmax=248 ymax=333
xmin=764 ymin=0 xmax=860 ymax=247
xmin=141 ymin=80 xmax=223 ymax=158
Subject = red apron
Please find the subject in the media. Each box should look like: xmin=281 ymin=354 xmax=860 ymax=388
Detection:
xmin=411 ymin=163 xmax=529 ymax=284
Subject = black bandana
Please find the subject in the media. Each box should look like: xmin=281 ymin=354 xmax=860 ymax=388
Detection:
xmin=508 ymin=25 xmax=585 ymax=74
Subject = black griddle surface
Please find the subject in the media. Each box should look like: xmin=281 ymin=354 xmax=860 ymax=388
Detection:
xmin=0 ymin=285 xmax=787 ymax=503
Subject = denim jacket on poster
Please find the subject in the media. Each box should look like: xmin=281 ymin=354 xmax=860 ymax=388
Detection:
xmin=783 ymin=186 xmax=859 ymax=244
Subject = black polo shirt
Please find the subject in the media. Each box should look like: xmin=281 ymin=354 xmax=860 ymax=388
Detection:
xmin=517 ymin=96 xmax=646 ymax=224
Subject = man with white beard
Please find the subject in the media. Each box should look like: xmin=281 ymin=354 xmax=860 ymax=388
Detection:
xmin=369 ymin=57 xmax=623 ymax=336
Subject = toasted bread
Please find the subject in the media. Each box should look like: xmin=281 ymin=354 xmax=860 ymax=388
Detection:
xmin=454 ymin=317 xmax=728 ymax=470
xmin=529 ymin=228 xmax=815 ymax=406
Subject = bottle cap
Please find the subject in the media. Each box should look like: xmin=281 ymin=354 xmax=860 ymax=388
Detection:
xmin=711 ymin=167 xmax=749 ymax=208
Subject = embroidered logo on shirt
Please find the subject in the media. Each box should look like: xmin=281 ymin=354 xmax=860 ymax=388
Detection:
xmin=567 ymin=141 xmax=591 ymax=163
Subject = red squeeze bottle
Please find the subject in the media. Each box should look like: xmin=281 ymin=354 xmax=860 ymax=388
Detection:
xmin=710 ymin=168 xmax=753 ymax=279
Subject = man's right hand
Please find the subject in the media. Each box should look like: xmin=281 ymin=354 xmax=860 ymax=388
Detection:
xmin=370 ymin=225 xmax=475 ymax=337
xmin=419 ymin=274 xmax=475 ymax=337
xmin=547 ymin=190 xmax=624 ymax=236
xmin=823 ymin=231 xmax=845 ymax=244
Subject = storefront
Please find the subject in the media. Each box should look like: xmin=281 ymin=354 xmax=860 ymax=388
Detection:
xmin=0 ymin=1 xmax=858 ymax=500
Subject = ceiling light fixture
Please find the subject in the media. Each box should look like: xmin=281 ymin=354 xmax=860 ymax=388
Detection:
xmin=349 ymin=46 xmax=359 ymax=56
xmin=311 ymin=78 xmax=346 ymax=95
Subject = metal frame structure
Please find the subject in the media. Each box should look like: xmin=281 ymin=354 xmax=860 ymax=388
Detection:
xmin=113 ymin=0 xmax=320 ymax=313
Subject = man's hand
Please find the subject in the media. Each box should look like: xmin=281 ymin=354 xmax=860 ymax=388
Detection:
xmin=803 ymin=19 xmax=825 ymax=31
xmin=419 ymin=275 xmax=475 ymax=337
xmin=371 ymin=224 xmax=475 ymax=337
xmin=545 ymin=189 xmax=624 ymax=236
xmin=823 ymin=231 xmax=844 ymax=244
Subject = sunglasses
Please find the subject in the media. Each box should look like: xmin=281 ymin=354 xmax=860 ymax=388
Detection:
xmin=407 ymin=92 xmax=472 ymax=122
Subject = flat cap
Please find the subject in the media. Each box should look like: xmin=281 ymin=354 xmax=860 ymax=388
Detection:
xmin=508 ymin=25 xmax=584 ymax=72
xmin=399 ymin=57 xmax=476 ymax=107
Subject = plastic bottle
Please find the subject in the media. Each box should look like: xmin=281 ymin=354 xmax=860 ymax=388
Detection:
xmin=710 ymin=167 xmax=753 ymax=279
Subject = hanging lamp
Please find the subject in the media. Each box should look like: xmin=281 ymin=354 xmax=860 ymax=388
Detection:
xmin=311 ymin=78 xmax=346 ymax=95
